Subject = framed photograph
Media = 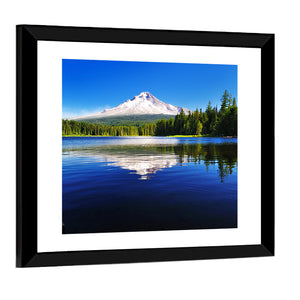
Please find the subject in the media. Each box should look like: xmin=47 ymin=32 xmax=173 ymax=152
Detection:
xmin=16 ymin=25 xmax=274 ymax=267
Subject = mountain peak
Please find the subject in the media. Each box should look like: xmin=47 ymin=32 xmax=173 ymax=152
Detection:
xmin=72 ymin=92 xmax=190 ymax=120
xmin=131 ymin=91 xmax=154 ymax=101
xmin=139 ymin=91 xmax=151 ymax=96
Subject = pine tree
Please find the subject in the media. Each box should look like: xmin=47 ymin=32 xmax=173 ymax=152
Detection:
xmin=195 ymin=121 xmax=203 ymax=135
xmin=220 ymin=90 xmax=230 ymax=115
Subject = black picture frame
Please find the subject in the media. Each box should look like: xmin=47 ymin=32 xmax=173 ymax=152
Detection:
xmin=16 ymin=25 xmax=274 ymax=267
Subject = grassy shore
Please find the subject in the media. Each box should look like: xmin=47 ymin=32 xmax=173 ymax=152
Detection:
xmin=63 ymin=134 xmax=236 ymax=138
xmin=63 ymin=134 xmax=143 ymax=137
xmin=63 ymin=134 xmax=203 ymax=138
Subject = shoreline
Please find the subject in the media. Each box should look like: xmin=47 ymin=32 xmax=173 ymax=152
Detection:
xmin=62 ymin=135 xmax=237 ymax=138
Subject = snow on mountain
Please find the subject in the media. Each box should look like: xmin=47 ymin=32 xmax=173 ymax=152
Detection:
xmin=72 ymin=92 xmax=190 ymax=120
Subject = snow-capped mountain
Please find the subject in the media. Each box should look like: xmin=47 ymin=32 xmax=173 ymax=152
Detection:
xmin=72 ymin=92 xmax=190 ymax=120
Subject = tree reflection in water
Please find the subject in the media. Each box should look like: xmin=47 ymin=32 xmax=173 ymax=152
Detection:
xmin=173 ymin=143 xmax=237 ymax=182
xmin=63 ymin=142 xmax=237 ymax=182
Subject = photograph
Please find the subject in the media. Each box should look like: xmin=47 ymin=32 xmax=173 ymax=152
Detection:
xmin=62 ymin=59 xmax=238 ymax=234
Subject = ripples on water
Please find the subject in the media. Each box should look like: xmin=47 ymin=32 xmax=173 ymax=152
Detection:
xmin=62 ymin=137 xmax=237 ymax=234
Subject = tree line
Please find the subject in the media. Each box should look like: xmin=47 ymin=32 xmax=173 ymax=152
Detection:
xmin=62 ymin=90 xmax=237 ymax=137
xmin=62 ymin=120 xmax=156 ymax=136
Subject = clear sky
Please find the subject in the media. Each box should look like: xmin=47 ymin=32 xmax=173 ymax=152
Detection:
xmin=62 ymin=59 xmax=237 ymax=118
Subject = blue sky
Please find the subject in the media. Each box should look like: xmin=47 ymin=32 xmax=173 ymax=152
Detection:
xmin=62 ymin=59 xmax=237 ymax=118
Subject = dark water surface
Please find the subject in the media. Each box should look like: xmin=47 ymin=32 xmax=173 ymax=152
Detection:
xmin=62 ymin=136 xmax=237 ymax=234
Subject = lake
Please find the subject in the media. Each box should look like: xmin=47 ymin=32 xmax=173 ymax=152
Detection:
xmin=62 ymin=136 xmax=237 ymax=234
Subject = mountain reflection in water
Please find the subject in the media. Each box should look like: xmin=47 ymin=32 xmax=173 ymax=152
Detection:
xmin=63 ymin=143 xmax=237 ymax=182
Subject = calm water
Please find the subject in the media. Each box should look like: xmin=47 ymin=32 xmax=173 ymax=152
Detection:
xmin=62 ymin=136 xmax=237 ymax=234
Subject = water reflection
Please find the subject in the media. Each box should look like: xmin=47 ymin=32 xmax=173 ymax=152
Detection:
xmin=63 ymin=143 xmax=237 ymax=182
xmin=106 ymin=153 xmax=178 ymax=180
xmin=174 ymin=143 xmax=237 ymax=182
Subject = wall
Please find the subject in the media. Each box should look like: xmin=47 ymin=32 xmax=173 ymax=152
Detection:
xmin=1 ymin=1 xmax=298 ymax=299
